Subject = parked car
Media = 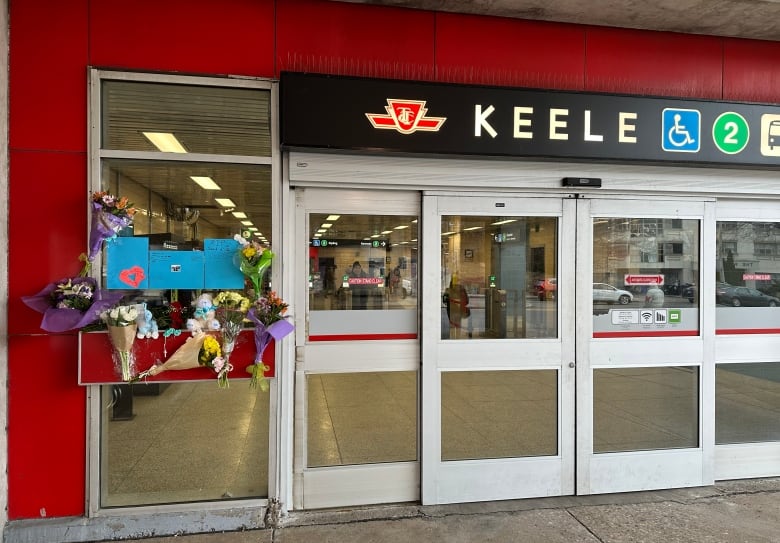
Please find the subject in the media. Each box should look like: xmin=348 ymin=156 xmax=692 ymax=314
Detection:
xmin=717 ymin=285 xmax=780 ymax=307
xmin=593 ymin=283 xmax=633 ymax=305
xmin=682 ymin=284 xmax=696 ymax=303
xmin=536 ymin=278 xmax=557 ymax=301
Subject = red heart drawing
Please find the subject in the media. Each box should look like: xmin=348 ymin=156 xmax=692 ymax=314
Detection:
xmin=119 ymin=266 xmax=146 ymax=288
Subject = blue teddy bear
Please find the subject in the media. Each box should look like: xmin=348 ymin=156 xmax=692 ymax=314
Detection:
xmin=136 ymin=306 xmax=160 ymax=339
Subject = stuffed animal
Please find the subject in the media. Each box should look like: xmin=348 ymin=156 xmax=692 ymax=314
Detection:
xmin=186 ymin=293 xmax=221 ymax=335
xmin=135 ymin=305 xmax=160 ymax=339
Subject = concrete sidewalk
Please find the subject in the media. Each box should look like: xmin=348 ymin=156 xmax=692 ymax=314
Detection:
xmin=125 ymin=478 xmax=780 ymax=543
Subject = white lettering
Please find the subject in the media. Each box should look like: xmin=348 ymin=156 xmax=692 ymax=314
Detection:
xmin=549 ymin=108 xmax=569 ymax=140
xmin=619 ymin=112 xmax=637 ymax=143
xmin=475 ymin=104 xmax=498 ymax=138
xmin=584 ymin=110 xmax=604 ymax=142
xmin=513 ymin=107 xmax=533 ymax=138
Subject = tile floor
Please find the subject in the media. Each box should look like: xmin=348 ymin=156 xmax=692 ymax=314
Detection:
xmin=104 ymin=362 xmax=779 ymax=507
xmin=104 ymin=382 xmax=269 ymax=507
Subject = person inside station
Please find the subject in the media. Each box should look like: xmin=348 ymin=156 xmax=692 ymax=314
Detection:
xmin=348 ymin=260 xmax=369 ymax=309
xmin=444 ymin=274 xmax=471 ymax=336
xmin=387 ymin=265 xmax=401 ymax=295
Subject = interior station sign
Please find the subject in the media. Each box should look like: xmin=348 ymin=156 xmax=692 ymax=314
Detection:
xmin=281 ymin=72 xmax=780 ymax=168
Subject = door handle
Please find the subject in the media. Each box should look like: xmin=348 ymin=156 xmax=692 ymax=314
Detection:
xmin=568 ymin=362 xmax=575 ymax=368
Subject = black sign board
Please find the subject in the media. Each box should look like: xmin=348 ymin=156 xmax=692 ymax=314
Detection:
xmin=281 ymin=72 xmax=780 ymax=169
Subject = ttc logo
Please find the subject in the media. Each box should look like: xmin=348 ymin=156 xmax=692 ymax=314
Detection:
xmin=366 ymin=99 xmax=446 ymax=134
xmin=662 ymin=108 xmax=701 ymax=153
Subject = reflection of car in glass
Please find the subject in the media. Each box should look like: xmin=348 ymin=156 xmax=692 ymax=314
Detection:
xmin=717 ymin=286 xmax=780 ymax=307
xmin=682 ymin=284 xmax=696 ymax=303
xmin=536 ymin=278 xmax=557 ymax=301
xmin=593 ymin=283 xmax=633 ymax=305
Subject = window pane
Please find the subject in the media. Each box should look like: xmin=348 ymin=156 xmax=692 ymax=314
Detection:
xmin=307 ymin=213 xmax=418 ymax=339
xmin=307 ymin=372 xmax=417 ymax=467
xmin=593 ymin=218 xmax=699 ymax=336
xmin=101 ymin=383 xmax=269 ymax=506
xmin=441 ymin=371 xmax=558 ymax=460
xmin=594 ymin=367 xmax=699 ymax=453
xmin=441 ymin=216 xmax=558 ymax=340
xmin=716 ymin=222 xmax=780 ymax=332
xmin=716 ymin=363 xmax=780 ymax=444
xmin=102 ymin=81 xmax=271 ymax=156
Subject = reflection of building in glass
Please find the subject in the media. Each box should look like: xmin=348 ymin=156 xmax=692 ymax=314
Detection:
xmin=593 ymin=218 xmax=699 ymax=292
xmin=717 ymin=222 xmax=780 ymax=295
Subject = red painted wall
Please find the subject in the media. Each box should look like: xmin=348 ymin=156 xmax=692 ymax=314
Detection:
xmin=8 ymin=0 xmax=780 ymax=521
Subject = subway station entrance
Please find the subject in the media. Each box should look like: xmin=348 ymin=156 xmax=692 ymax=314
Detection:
xmin=294 ymin=186 xmax=710 ymax=507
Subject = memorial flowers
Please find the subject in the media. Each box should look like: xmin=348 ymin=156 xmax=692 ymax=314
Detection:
xmin=198 ymin=335 xmax=230 ymax=388
xmin=246 ymin=291 xmax=294 ymax=390
xmin=101 ymin=304 xmax=140 ymax=382
xmin=233 ymin=234 xmax=274 ymax=299
xmin=135 ymin=332 xmax=230 ymax=388
xmin=22 ymin=276 xmax=123 ymax=333
xmin=214 ymin=291 xmax=250 ymax=365
xmin=80 ymin=191 xmax=137 ymax=276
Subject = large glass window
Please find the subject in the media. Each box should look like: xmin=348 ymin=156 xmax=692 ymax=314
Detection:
xmin=441 ymin=370 xmax=557 ymax=460
xmin=594 ymin=366 xmax=699 ymax=453
xmin=95 ymin=75 xmax=274 ymax=507
xmin=307 ymin=372 xmax=417 ymax=467
xmin=306 ymin=213 xmax=418 ymax=339
xmin=716 ymin=221 xmax=780 ymax=332
xmin=716 ymin=362 xmax=780 ymax=444
xmin=593 ymin=218 xmax=699 ymax=337
xmin=440 ymin=215 xmax=558 ymax=340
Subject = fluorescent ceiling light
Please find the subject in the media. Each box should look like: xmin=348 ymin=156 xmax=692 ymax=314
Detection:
xmin=190 ymin=176 xmax=221 ymax=190
xmin=370 ymin=234 xmax=380 ymax=238
xmin=142 ymin=132 xmax=187 ymax=153
xmin=326 ymin=215 xmax=340 ymax=221
xmin=381 ymin=230 xmax=393 ymax=235
xmin=241 ymin=220 xmax=253 ymax=226
xmin=320 ymin=223 xmax=333 ymax=229
xmin=317 ymin=229 xmax=326 ymax=233
xmin=463 ymin=226 xmax=482 ymax=231
xmin=215 ymin=198 xmax=236 ymax=207
xmin=394 ymin=225 xmax=409 ymax=230
xmin=248 ymin=227 xmax=258 ymax=232
xmin=411 ymin=219 xmax=418 ymax=223
xmin=232 ymin=211 xmax=247 ymax=219
xmin=442 ymin=231 xmax=455 ymax=236
xmin=491 ymin=219 xmax=517 ymax=226
xmin=314 ymin=233 xmax=322 ymax=237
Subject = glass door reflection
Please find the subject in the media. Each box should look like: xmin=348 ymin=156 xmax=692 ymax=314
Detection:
xmin=440 ymin=215 xmax=557 ymax=340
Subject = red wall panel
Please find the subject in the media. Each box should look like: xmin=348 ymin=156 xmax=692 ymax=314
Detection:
xmin=8 ymin=0 xmax=88 ymax=152
xmin=435 ymin=13 xmax=585 ymax=90
xmin=10 ymin=151 xmax=88 ymax=336
xmin=90 ymin=0 xmax=275 ymax=78
xmin=723 ymin=39 xmax=780 ymax=104
xmin=585 ymin=27 xmax=723 ymax=99
xmin=8 ymin=334 xmax=86 ymax=519
xmin=276 ymin=0 xmax=435 ymax=80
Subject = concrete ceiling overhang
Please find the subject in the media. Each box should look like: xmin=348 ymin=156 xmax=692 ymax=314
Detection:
xmin=340 ymin=0 xmax=780 ymax=41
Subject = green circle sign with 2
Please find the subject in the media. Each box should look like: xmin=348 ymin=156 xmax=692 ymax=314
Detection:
xmin=712 ymin=112 xmax=749 ymax=154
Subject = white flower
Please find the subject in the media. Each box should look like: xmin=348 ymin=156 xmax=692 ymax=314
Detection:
xmin=233 ymin=234 xmax=249 ymax=247
xmin=120 ymin=306 xmax=139 ymax=322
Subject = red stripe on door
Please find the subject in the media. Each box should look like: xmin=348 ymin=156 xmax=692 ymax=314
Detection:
xmin=715 ymin=328 xmax=780 ymax=335
xmin=308 ymin=333 xmax=418 ymax=342
xmin=593 ymin=330 xmax=699 ymax=338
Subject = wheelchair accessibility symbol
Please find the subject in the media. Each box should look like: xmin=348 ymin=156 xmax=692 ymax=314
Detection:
xmin=662 ymin=108 xmax=701 ymax=153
